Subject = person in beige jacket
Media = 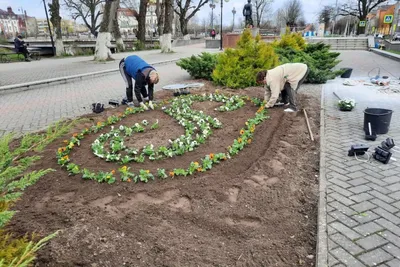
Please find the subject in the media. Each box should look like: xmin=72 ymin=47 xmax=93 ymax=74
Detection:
xmin=256 ymin=63 xmax=309 ymax=112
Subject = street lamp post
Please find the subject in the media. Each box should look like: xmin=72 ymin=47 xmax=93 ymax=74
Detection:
xmin=232 ymin=7 xmax=236 ymax=31
xmin=209 ymin=0 xmax=216 ymax=30
xmin=220 ymin=0 xmax=223 ymax=50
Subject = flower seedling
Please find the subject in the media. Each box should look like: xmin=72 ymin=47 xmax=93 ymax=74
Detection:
xmin=138 ymin=169 xmax=154 ymax=183
xmin=132 ymin=123 xmax=145 ymax=133
xmin=118 ymin=166 xmax=135 ymax=182
xmin=157 ymin=168 xmax=168 ymax=179
xmin=151 ymin=120 xmax=159 ymax=130
xmin=66 ymin=163 xmax=80 ymax=176
xmin=95 ymin=170 xmax=116 ymax=184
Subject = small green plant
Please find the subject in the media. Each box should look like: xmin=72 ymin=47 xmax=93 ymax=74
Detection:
xmin=176 ymin=52 xmax=218 ymax=80
xmin=338 ymin=99 xmax=355 ymax=110
xmin=157 ymin=168 xmax=168 ymax=179
xmin=134 ymin=41 xmax=146 ymax=51
xmin=138 ymin=169 xmax=154 ymax=183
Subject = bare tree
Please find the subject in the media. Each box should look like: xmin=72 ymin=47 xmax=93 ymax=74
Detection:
xmin=279 ymin=0 xmax=303 ymax=27
xmin=95 ymin=0 xmax=119 ymax=60
xmin=161 ymin=0 xmax=173 ymax=52
xmin=174 ymin=0 xmax=209 ymax=38
xmin=121 ymin=0 xmax=148 ymax=43
xmin=339 ymin=0 xmax=386 ymax=34
xmin=155 ymin=0 xmax=165 ymax=35
xmin=63 ymin=0 xmax=104 ymax=36
xmin=49 ymin=0 xmax=65 ymax=56
xmin=319 ymin=5 xmax=334 ymax=33
xmin=252 ymin=0 xmax=273 ymax=28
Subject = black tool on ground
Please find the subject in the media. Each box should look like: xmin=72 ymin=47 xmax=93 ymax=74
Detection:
xmin=109 ymin=99 xmax=120 ymax=107
xmin=381 ymin=138 xmax=395 ymax=150
xmin=365 ymin=122 xmax=377 ymax=141
xmin=348 ymin=144 xmax=370 ymax=156
xmin=92 ymin=103 xmax=104 ymax=113
xmin=373 ymin=146 xmax=392 ymax=164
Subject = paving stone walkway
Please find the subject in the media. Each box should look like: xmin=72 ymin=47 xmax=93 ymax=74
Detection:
xmin=321 ymin=76 xmax=400 ymax=266
xmin=0 ymin=62 xmax=191 ymax=137
xmin=0 ymin=43 xmax=211 ymax=87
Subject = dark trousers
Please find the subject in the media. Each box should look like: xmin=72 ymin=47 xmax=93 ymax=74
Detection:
xmin=18 ymin=46 xmax=29 ymax=59
xmin=119 ymin=59 xmax=154 ymax=103
xmin=281 ymin=67 xmax=310 ymax=110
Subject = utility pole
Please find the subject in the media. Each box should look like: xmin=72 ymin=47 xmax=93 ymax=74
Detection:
xmin=220 ymin=0 xmax=223 ymax=50
xmin=43 ymin=0 xmax=55 ymax=56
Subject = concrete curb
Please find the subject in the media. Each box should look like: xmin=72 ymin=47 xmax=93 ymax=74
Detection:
xmin=316 ymin=84 xmax=328 ymax=267
xmin=0 ymin=58 xmax=181 ymax=93
xmin=370 ymin=48 xmax=400 ymax=62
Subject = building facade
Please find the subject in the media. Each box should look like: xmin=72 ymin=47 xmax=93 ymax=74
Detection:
xmin=36 ymin=18 xmax=52 ymax=35
xmin=0 ymin=7 xmax=20 ymax=37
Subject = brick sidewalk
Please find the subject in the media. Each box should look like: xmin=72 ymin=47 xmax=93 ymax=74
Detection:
xmin=320 ymin=80 xmax=400 ymax=267
xmin=0 ymin=62 xmax=191 ymax=137
xmin=0 ymin=43 xmax=211 ymax=87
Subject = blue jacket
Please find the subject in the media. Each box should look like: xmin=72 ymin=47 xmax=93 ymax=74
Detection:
xmin=124 ymin=55 xmax=155 ymax=80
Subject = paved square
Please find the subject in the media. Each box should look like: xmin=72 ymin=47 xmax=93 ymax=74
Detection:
xmin=321 ymin=64 xmax=400 ymax=266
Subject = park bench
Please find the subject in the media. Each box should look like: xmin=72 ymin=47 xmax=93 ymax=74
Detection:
xmin=0 ymin=46 xmax=41 ymax=63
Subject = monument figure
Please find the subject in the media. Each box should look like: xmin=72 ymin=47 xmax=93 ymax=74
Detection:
xmin=242 ymin=0 xmax=254 ymax=27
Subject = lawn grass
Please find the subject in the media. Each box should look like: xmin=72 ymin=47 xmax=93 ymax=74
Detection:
xmin=387 ymin=49 xmax=400 ymax=55
xmin=0 ymin=48 xmax=24 ymax=62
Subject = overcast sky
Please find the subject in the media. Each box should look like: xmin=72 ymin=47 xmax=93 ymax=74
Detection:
xmin=0 ymin=0 xmax=368 ymax=27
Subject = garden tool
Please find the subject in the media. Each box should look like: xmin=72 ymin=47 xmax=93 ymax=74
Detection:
xmin=381 ymin=138 xmax=400 ymax=153
xmin=373 ymin=146 xmax=397 ymax=164
xmin=365 ymin=122 xmax=377 ymax=141
xmin=348 ymin=144 xmax=371 ymax=162
xmin=109 ymin=99 xmax=120 ymax=107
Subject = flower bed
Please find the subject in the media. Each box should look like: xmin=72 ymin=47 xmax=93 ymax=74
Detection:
xmin=56 ymin=93 xmax=269 ymax=184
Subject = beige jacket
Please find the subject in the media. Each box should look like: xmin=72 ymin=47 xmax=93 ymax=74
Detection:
xmin=264 ymin=63 xmax=308 ymax=108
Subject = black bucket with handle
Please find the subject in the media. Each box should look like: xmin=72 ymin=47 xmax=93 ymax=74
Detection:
xmin=363 ymin=108 xmax=393 ymax=135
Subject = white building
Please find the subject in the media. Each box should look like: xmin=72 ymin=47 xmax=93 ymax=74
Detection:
xmin=0 ymin=8 xmax=19 ymax=37
xmin=117 ymin=5 xmax=175 ymax=37
xmin=36 ymin=18 xmax=51 ymax=35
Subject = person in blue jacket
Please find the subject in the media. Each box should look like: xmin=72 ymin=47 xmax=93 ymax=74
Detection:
xmin=119 ymin=55 xmax=160 ymax=110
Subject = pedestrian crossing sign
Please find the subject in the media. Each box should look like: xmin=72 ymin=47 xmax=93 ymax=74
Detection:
xmin=359 ymin=21 xmax=366 ymax=27
xmin=384 ymin=15 xmax=393 ymax=24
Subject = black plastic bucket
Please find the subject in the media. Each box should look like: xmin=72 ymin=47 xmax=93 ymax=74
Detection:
xmin=363 ymin=108 xmax=393 ymax=135
xmin=341 ymin=68 xmax=353 ymax=78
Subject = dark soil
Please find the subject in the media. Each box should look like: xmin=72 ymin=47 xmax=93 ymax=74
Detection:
xmin=8 ymin=82 xmax=320 ymax=267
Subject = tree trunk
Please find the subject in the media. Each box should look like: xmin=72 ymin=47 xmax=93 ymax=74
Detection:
xmin=161 ymin=0 xmax=173 ymax=53
xmin=49 ymin=0 xmax=64 ymax=56
xmin=137 ymin=0 xmax=149 ymax=44
xmin=155 ymin=0 xmax=164 ymax=35
xmin=95 ymin=0 xmax=119 ymax=61
xmin=180 ymin=17 xmax=189 ymax=36
xmin=112 ymin=0 xmax=125 ymax=52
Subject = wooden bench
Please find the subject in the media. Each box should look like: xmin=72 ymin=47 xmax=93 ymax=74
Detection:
xmin=0 ymin=47 xmax=41 ymax=63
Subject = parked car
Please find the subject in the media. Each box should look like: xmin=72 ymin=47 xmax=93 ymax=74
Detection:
xmin=393 ymin=33 xmax=400 ymax=41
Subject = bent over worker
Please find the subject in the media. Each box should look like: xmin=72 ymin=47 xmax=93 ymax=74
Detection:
xmin=256 ymin=63 xmax=309 ymax=112
xmin=119 ymin=55 xmax=160 ymax=110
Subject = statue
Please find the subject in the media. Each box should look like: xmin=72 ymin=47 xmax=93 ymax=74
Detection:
xmin=242 ymin=0 xmax=253 ymax=27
